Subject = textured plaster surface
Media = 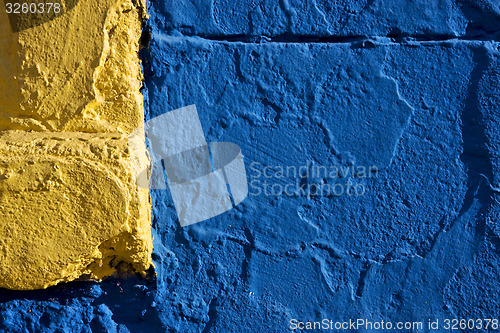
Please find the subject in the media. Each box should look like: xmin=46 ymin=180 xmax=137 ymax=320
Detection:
xmin=1 ymin=0 xmax=499 ymax=332
xmin=0 ymin=0 xmax=152 ymax=291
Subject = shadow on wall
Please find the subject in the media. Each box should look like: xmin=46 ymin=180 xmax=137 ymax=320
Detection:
xmin=0 ymin=273 xmax=165 ymax=332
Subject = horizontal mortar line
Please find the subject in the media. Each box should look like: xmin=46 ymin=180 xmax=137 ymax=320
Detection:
xmin=155 ymin=32 xmax=500 ymax=45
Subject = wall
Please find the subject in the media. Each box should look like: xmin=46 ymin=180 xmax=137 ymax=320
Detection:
xmin=1 ymin=0 xmax=499 ymax=332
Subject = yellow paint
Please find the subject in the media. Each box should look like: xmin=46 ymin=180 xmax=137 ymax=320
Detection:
xmin=0 ymin=0 xmax=152 ymax=290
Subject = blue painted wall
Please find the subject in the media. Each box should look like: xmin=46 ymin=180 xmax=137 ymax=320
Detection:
xmin=1 ymin=1 xmax=500 ymax=332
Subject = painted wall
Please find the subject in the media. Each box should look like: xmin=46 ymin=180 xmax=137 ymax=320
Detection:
xmin=1 ymin=0 xmax=500 ymax=332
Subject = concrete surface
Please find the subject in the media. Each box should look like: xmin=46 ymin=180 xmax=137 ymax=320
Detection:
xmin=0 ymin=0 xmax=499 ymax=332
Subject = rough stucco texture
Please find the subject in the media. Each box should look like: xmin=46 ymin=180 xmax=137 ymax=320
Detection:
xmin=0 ymin=0 xmax=152 ymax=291
xmin=1 ymin=0 xmax=500 ymax=332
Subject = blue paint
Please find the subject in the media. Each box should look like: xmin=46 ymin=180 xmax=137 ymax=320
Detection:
xmin=1 ymin=1 xmax=500 ymax=332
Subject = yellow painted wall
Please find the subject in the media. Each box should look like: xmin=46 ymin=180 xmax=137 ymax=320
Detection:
xmin=0 ymin=0 xmax=152 ymax=290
